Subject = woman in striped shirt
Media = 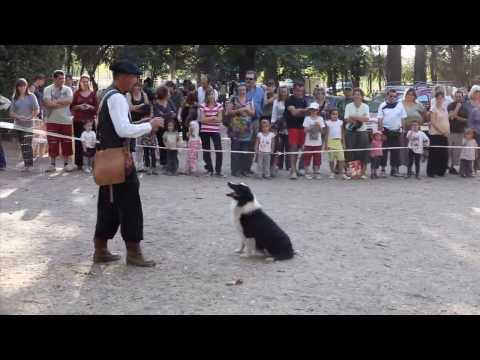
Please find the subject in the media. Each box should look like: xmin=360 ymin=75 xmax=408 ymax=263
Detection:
xmin=199 ymin=88 xmax=224 ymax=176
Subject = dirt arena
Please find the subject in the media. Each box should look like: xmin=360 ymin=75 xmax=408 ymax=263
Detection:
xmin=2 ymin=138 xmax=480 ymax=314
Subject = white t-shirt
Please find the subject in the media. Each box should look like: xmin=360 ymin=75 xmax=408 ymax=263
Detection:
xmin=377 ymin=101 xmax=407 ymax=131
xmin=303 ymin=116 xmax=325 ymax=146
xmin=197 ymin=86 xmax=218 ymax=105
xmin=43 ymin=84 xmax=73 ymax=125
xmin=407 ymin=130 xmax=430 ymax=154
xmin=80 ymin=130 xmax=97 ymax=149
xmin=325 ymin=119 xmax=343 ymax=139
xmin=257 ymin=132 xmax=275 ymax=153
xmin=460 ymin=139 xmax=477 ymax=161
xmin=344 ymin=102 xmax=369 ymax=132
xmin=189 ymin=120 xmax=200 ymax=139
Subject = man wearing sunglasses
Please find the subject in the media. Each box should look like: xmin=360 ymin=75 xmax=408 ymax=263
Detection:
xmin=377 ymin=89 xmax=407 ymax=177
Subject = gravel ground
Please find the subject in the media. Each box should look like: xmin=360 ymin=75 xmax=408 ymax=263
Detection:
xmin=2 ymin=138 xmax=480 ymax=315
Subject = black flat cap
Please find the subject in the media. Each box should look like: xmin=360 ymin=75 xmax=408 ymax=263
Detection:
xmin=109 ymin=59 xmax=142 ymax=76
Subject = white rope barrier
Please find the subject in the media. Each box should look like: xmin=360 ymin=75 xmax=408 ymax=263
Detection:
xmin=2 ymin=121 xmax=480 ymax=157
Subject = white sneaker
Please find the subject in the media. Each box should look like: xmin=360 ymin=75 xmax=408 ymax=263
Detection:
xmin=64 ymin=164 xmax=75 ymax=172
xmin=342 ymin=174 xmax=351 ymax=180
xmin=84 ymin=167 xmax=92 ymax=174
xmin=289 ymin=172 xmax=298 ymax=180
xmin=298 ymin=169 xmax=305 ymax=176
xmin=329 ymin=174 xmax=335 ymax=179
xmin=45 ymin=164 xmax=56 ymax=172
xmin=305 ymin=173 xmax=313 ymax=180
xmin=315 ymin=173 xmax=322 ymax=180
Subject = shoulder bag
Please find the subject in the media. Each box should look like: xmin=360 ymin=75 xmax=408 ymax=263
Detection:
xmin=93 ymin=89 xmax=133 ymax=186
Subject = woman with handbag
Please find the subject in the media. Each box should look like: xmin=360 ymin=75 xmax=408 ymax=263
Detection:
xmin=93 ymin=60 xmax=163 ymax=267
xmin=344 ymin=88 xmax=370 ymax=179
xmin=226 ymin=82 xmax=255 ymax=177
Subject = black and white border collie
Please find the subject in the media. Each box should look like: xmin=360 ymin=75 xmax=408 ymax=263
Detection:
xmin=226 ymin=182 xmax=294 ymax=261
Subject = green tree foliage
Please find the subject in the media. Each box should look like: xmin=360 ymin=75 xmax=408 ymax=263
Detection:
xmin=2 ymin=45 xmax=480 ymax=99
xmin=0 ymin=45 xmax=65 ymax=96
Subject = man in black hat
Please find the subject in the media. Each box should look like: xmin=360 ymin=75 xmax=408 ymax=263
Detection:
xmin=93 ymin=59 xmax=164 ymax=267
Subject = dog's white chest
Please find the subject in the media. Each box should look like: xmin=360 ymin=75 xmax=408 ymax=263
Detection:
xmin=232 ymin=203 xmax=244 ymax=234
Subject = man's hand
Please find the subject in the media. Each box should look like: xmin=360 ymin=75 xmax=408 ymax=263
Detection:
xmin=150 ymin=117 xmax=164 ymax=131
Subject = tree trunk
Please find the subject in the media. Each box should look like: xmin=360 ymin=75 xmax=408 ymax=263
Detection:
xmin=239 ymin=46 xmax=256 ymax=81
xmin=65 ymin=45 xmax=74 ymax=75
xmin=450 ymin=45 xmax=466 ymax=86
xmin=351 ymin=58 xmax=361 ymax=88
xmin=414 ymin=45 xmax=427 ymax=83
xmin=88 ymin=70 xmax=98 ymax=92
xmin=197 ymin=45 xmax=216 ymax=81
xmin=429 ymin=45 xmax=437 ymax=82
xmin=170 ymin=56 xmax=176 ymax=81
xmin=169 ymin=46 xmax=177 ymax=81
xmin=465 ymin=45 xmax=472 ymax=84
xmin=80 ymin=64 xmax=85 ymax=76
xmin=386 ymin=45 xmax=402 ymax=84
xmin=264 ymin=53 xmax=278 ymax=83
xmin=368 ymin=72 xmax=372 ymax=95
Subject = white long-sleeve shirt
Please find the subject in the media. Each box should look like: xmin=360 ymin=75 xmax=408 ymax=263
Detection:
xmin=271 ymin=99 xmax=285 ymax=124
xmin=107 ymin=92 xmax=152 ymax=138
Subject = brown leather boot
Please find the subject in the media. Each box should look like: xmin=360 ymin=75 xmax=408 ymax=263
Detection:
xmin=93 ymin=238 xmax=121 ymax=263
xmin=126 ymin=242 xmax=156 ymax=267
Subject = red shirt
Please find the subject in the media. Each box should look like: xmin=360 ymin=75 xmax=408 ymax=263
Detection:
xmin=71 ymin=90 xmax=98 ymax=123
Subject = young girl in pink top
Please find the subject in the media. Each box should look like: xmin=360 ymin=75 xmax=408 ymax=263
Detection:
xmin=370 ymin=130 xmax=384 ymax=179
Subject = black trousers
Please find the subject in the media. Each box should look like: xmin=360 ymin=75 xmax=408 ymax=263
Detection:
xmin=94 ymin=170 xmax=143 ymax=243
xmin=380 ymin=128 xmax=401 ymax=168
xmin=200 ymin=132 xmax=222 ymax=174
xmin=276 ymin=133 xmax=290 ymax=170
xmin=156 ymin=129 xmax=167 ymax=166
xmin=143 ymin=148 xmax=156 ymax=168
xmin=16 ymin=130 xmax=33 ymax=167
xmin=74 ymin=122 xmax=84 ymax=168
xmin=166 ymin=149 xmax=178 ymax=173
xmin=408 ymin=150 xmax=421 ymax=175
xmin=427 ymin=135 xmax=448 ymax=176
xmin=230 ymin=139 xmax=251 ymax=175
xmin=371 ymin=156 xmax=382 ymax=170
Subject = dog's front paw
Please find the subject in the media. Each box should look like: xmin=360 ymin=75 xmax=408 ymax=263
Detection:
xmin=240 ymin=253 xmax=252 ymax=258
xmin=265 ymin=257 xmax=275 ymax=263
xmin=234 ymin=248 xmax=244 ymax=254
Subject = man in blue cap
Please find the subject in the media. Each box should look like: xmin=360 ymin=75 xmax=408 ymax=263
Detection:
xmin=93 ymin=59 xmax=164 ymax=267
